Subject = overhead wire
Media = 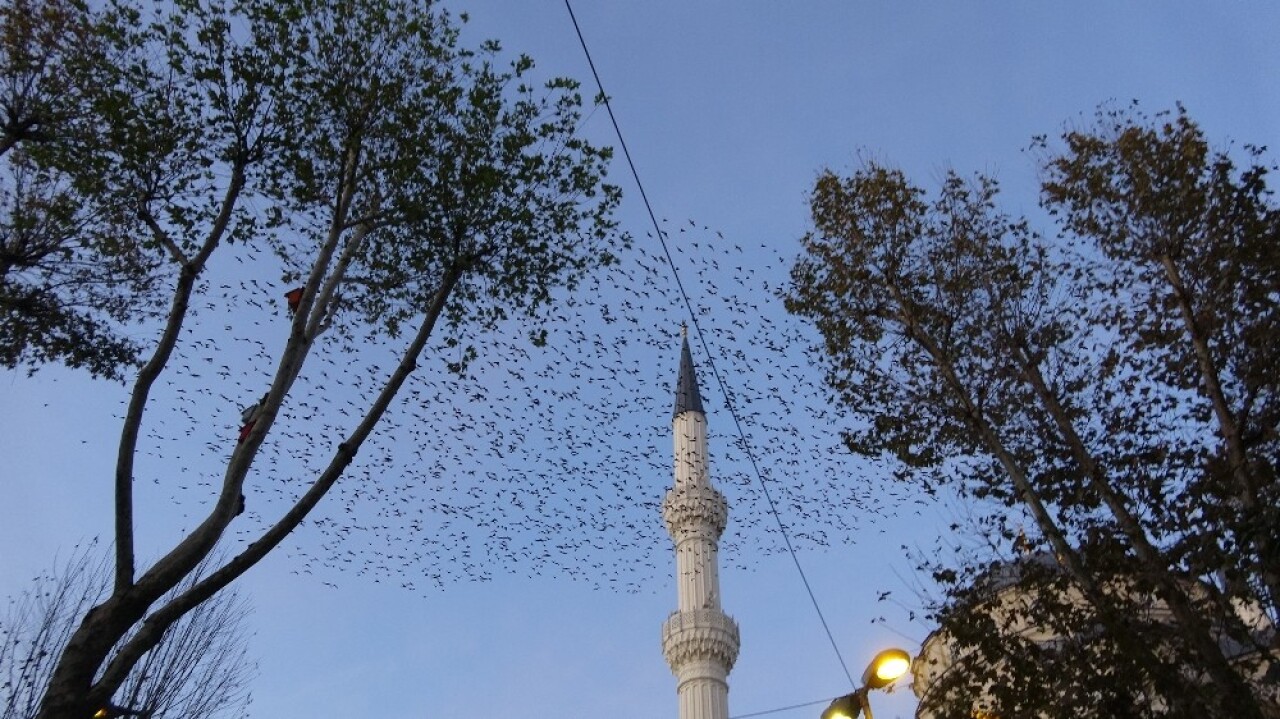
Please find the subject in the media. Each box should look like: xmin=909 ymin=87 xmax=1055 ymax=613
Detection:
xmin=561 ymin=0 xmax=858 ymax=694
xmin=729 ymin=697 xmax=833 ymax=719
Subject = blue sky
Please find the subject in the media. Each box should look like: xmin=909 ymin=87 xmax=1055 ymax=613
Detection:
xmin=2 ymin=3 xmax=1278 ymax=718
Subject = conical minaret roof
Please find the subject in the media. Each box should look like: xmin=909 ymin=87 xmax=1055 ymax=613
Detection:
xmin=673 ymin=329 xmax=704 ymax=418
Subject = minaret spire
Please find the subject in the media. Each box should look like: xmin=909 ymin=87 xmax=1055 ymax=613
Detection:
xmin=662 ymin=331 xmax=739 ymax=719
xmin=674 ymin=325 xmax=705 ymax=418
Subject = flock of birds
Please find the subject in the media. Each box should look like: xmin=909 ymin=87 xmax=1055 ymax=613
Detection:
xmin=134 ymin=218 xmax=921 ymax=594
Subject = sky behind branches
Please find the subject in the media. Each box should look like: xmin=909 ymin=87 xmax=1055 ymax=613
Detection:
xmin=2 ymin=3 xmax=1278 ymax=718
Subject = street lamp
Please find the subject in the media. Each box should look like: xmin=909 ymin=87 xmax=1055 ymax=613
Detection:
xmin=820 ymin=648 xmax=912 ymax=719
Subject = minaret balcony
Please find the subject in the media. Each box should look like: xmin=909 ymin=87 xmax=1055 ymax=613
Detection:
xmin=663 ymin=485 xmax=729 ymax=538
xmin=661 ymin=608 xmax=741 ymax=671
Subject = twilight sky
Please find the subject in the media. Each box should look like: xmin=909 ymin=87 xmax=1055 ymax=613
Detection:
xmin=2 ymin=3 xmax=1277 ymax=718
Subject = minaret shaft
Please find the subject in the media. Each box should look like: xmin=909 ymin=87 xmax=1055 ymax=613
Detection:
xmin=663 ymin=336 xmax=739 ymax=719
xmin=674 ymin=412 xmax=710 ymax=487
xmin=675 ymin=536 xmax=722 ymax=613
xmin=672 ymin=413 xmax=722 ymax=613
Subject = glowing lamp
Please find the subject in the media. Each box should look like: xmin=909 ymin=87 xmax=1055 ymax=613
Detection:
xmin=819 ymin=648 xmax=913 ymax=719
xmin=861 ymin=648 xmax=912 ymax=689
xmin=820 ymin=693 xmax=864 ymax=719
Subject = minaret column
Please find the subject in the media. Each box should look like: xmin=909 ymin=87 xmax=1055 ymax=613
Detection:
xmin=662 ymin=332 xmax=739 ymax=719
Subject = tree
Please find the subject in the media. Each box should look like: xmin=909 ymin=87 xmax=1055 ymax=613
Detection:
xmin=1 ymin=547 xmax=253 ymax=719
xmin=785 ymin=105 xmax=1277 ymax=718
xmin=3 ymin=0 xmax=621 ymax=717
xmin=0 ymin=0 xmax=153 ymax=379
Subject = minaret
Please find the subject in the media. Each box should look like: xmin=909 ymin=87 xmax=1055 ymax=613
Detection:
xmin=662 ymin=328 xmax=740 ymax=719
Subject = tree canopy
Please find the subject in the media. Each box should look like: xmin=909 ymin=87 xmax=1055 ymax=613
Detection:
xmin=0 ymin=0 xmax=153 ymax=378
xmin=1 ymin=0 xmax=623 ymax=716
xmin=786 ymin=105 xmax=1278 ymax=718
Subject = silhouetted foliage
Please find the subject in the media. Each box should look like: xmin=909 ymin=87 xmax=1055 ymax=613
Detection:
xmin=0 ymin=0 xmax=154 ymax=379
xmin=787 ymin=105 xmax=1278 ymax=719
xmin=4 ymin=0 xmax=622 ymax=716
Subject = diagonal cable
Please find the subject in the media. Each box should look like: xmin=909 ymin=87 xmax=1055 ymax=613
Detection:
xmin=562 ymin=0 xmax=857 ymax=689
xmin=730 ymin=697 xmax=836 ymax=718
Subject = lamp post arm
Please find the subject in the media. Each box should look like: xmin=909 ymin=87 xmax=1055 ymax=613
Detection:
xmin=857 ymin=688 xmax=873 ymax=719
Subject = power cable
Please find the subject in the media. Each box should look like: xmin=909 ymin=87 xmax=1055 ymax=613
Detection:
xmin=729 ymin=697 xmax=833 ymax=719
xmin=562 ymin=0 xmax=857 ymax=690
